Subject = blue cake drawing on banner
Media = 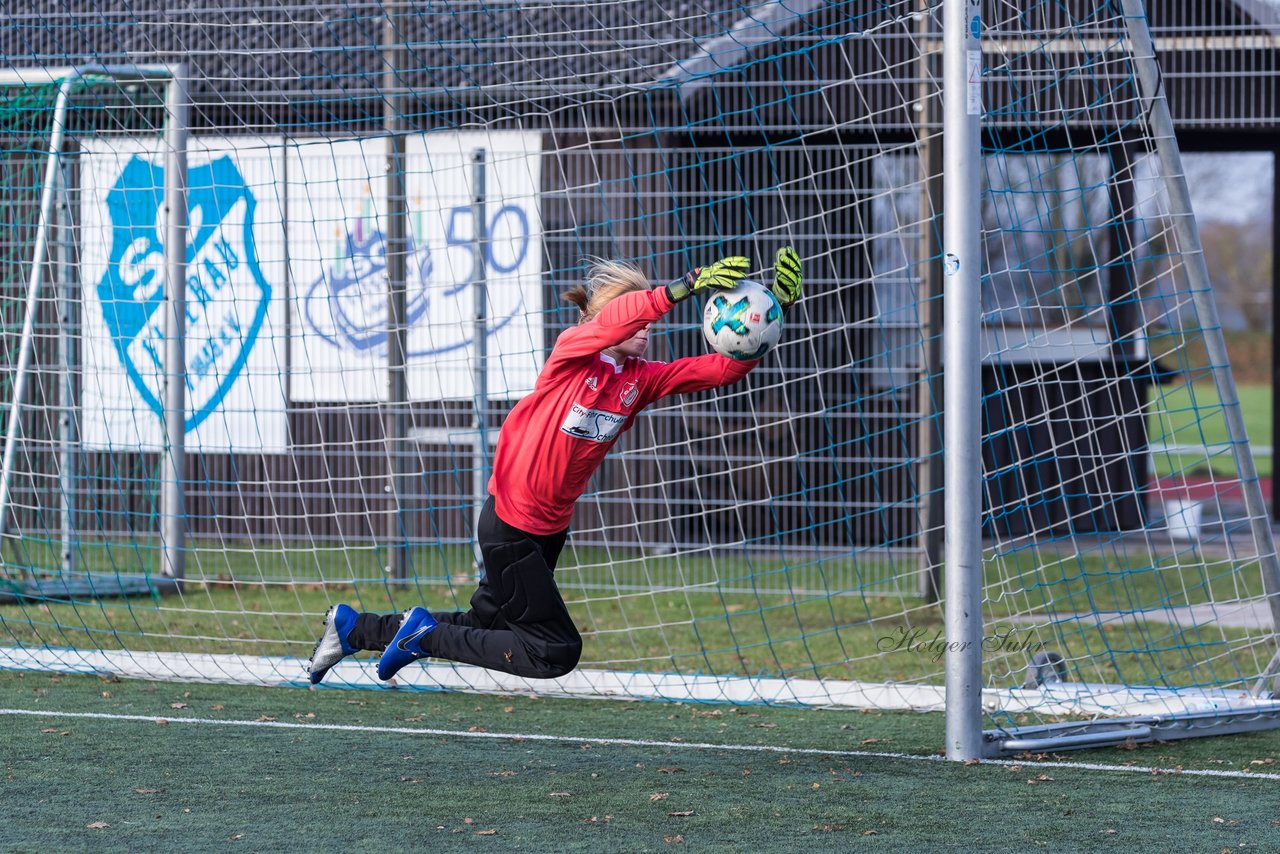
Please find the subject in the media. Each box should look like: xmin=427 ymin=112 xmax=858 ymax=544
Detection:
xmin=98 ymin=154 xmax=270 ymax=433
xmin=302 ymin=207 xmax=524 ymax=357
xmin=303 ymin=219 xmax=434 ymax=353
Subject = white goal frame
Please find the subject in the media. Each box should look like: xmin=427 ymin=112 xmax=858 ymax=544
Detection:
xmin=950 ymin=0 xmax=1280 ymax=758
xmin=0 ymin=64 xmax=189 ymax=582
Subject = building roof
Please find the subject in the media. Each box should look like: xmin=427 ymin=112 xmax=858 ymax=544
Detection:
xmin=3 ymin=1 xmax=1279 ymax=133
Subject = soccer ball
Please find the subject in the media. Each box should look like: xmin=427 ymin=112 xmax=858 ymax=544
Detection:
xmin=701 ymin=279 xmax=783 ymax=360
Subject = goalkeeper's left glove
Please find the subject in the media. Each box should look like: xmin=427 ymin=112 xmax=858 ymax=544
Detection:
xmin=665 ymin=255 xmax=750 ymax=302
xmin=771 ymin=245 xmax=803 ymax=311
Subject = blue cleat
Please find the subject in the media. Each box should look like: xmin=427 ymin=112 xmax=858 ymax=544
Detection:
xmin=377 ymin=606 xmax=437 ymax=681
xmin=307 ymin=603 xmax=358 ymax=685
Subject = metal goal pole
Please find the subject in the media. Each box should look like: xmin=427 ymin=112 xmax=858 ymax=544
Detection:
xmin=159 ymin=66 xmax=190 ymax=580
xmin=471 ymin=148 xmax=490 ymax=574
xmin=942 ymin=0 xmax=985 ymax=761
xmin=383 ymin=11 xmax=412 ymax=581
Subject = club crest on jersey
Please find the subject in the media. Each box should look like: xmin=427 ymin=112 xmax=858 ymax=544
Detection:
xmin=619 ymin=380 xmax=638 ymax=408
xmin=97 ymin=154 xmax=270 ymax=433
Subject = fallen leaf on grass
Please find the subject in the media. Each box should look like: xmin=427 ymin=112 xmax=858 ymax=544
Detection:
xmin=86 ymin=821 xmax=110 ymax=829
xmin=813 ymin=824 xmax=846 ymax=833
xmin=170 ymin=703 xmax=188 ymax=710
xmin=667 ymin=810 xmax=695 ymax=817
xmin=477 ymin=829 xmax=497 ymax=836
xmin=658 ymin=767 xmax=685 ymax=774
xmin=664 ymin=835 xmax=685 ymax=844
xmin=134 ymin=788 xmax=162 ymax=795
xmin=548 ymin=792 xmax=571 ymax=798
xmin=1027 ymin=774 xmax=1054 ymax=785
xmin=256 ymin=715 xmax=276 ymax=722
xmin=650 ymin=793 xmax=669 ymax=802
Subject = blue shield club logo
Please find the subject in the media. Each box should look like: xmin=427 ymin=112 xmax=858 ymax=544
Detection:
xmin=98 ymin=155 xmax=270 ymax=432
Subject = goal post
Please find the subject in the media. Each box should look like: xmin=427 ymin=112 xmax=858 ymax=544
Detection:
xmin=0 ymin=64 xmax=188 ymax=587
xmin=970 ymin=0 xmax=1280 ymax=756
xmin=0 ymin=0 xmax=1278 ymax=760
xmin=942 ymin=0 xmax=986 ymax=762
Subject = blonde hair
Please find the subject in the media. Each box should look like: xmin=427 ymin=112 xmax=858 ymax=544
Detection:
xmin=562 ymin=258 xmax=650 ymax=323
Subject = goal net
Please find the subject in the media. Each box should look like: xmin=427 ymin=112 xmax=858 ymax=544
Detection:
xmin=1 ymin=1 xmax=1277 ymax=755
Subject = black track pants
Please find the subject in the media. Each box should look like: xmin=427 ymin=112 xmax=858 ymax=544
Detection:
xmin=348 ymin=496 xmax=582 ymax=679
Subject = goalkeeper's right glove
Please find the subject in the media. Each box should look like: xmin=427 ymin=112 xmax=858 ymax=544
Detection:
xmin=665 ymin=255 xmax=749 ymax=302
xmin=771 ymin=245 xmax=803 ymax=311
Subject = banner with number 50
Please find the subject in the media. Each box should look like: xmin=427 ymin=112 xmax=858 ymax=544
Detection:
xmin=287 ymin=131 xmax=544 ymax=402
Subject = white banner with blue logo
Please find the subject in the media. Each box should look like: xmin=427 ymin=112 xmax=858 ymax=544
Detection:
xmin=287 ymin=131 xmax=544 ymax=402
xmin=80 ymin=136 xmax=289 ymax=452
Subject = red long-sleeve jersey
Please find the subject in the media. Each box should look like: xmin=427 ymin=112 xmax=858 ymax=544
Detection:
xmin=488 ymin=286 xmax=757 ymax=535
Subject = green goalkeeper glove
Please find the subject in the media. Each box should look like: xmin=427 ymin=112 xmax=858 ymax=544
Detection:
xmin=771 ymin=246 xmax=803 ymax=310
xmin=666 ymin=255 xmax=749 ymax=302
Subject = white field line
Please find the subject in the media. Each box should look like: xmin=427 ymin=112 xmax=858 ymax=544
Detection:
xmin=2 ymin=706 xmax=1278 ymax=782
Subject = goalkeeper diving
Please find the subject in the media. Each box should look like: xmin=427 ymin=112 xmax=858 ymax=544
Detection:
xmin=308 ymin=247 xmax=804 ymax=684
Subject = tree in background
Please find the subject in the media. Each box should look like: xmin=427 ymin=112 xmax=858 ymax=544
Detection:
xmin=1198 ymin=218 xmax=1272 ymax=333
